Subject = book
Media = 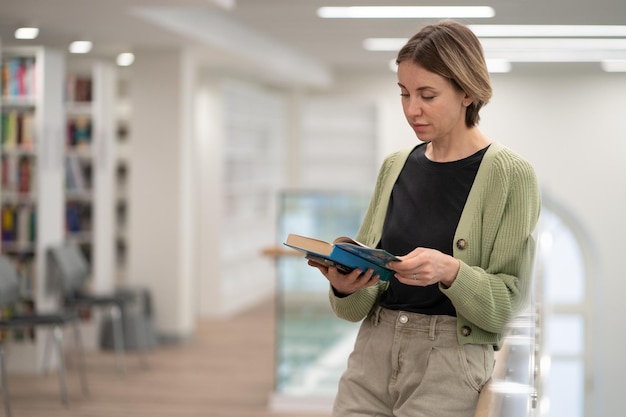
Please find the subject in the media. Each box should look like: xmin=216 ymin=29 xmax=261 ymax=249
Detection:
xmin=284 ymin=233 xmax=400 ymax=281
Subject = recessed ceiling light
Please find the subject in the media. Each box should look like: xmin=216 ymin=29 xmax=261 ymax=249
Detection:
xmin=363 ymin=38 xmax=407 ymax=52
xmin=469 ymin=25 xmax=626 ymax=37
xmin=480 ymin=38 xmax=626 ymax=50
xmin=15 ymin=27 xmax=39 ymax=40
xmin=486 ymin=59 xmax=512 ymax=73
xmin=601 ymin=59 xmax=626 ymax=72
xmin=368 ymin=36 xmax=626 ymax=64
xmin=388 ymin=58 xmax=511 ymax=73
xmin=69 ymin=41 xmax=93 ymax=54
xmin=365 ymin=37 xmax=626 ymax=52
xmin=116 ymin=52 xmax=135 ymax=67
xmin=317 ymin=6 xmax=495 ymax=19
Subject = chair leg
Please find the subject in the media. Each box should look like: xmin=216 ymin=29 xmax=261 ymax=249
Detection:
xmin=0 ymin=343 xmax=13 ymax=417
xmin=137 ymin=342 xmax=150 ymax=370
xmin=71 ymin=322 xmax=89 ymax=397
xmin=110 ymin=305 xmax=126 ymax=374
xmin=42 ymin=328 xmax=54 ymax=375
xmin=134 ymin=317 xmax=150 ymax=370
xmin=52 ymin=327 xmax=69 ymax=406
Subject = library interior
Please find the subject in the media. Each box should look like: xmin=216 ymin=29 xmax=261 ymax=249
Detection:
xmin=1 ymin=1 xmax=625 ymax=416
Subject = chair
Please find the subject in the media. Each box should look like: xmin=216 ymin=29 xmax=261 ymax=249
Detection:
xmin=0 ymin=255 xmax=89 ymax=414
xmin=46 ymin=243 xmax=138 ymax=374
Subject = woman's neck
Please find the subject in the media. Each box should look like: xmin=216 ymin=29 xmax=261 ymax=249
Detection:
xmin=425 ymin=128 xmax=491 ymax=162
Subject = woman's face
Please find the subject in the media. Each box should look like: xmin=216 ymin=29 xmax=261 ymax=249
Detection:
xmin=397 ymin=61 xmax=471 ymax=143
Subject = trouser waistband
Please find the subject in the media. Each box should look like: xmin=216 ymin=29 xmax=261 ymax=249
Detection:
xmin=371 ymin=305 xmax=457 ymax=339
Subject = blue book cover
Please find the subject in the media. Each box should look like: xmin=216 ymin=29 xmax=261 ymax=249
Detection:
xmin=284 ymin=233 xmax=400 ymax=281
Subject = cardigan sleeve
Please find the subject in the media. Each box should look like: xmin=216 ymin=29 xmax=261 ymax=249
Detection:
xmin=327 ymin=150 xmax=405 ymax=322
xmin=328 ymin=281 xmax=389 ymax=322
xmin=441 ymin=152 xmax=541 ymax=334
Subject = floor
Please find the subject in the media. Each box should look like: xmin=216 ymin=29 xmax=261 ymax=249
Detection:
xmin=3 ymin=298 xmax=332 ymax=417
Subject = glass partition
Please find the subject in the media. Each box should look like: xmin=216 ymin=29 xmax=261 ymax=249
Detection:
xmin=273 ymin=190 xmax=370 ymax=402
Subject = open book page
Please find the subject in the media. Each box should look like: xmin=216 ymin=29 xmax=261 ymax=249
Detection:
xmin=332 ymin=236 xmax=362 ymax=246
xmin=284 ymin=234 xmax=335 ymax=256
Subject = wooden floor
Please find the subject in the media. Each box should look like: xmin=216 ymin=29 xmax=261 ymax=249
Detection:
xmin=4 ymin=298 xmax=331 ymax=417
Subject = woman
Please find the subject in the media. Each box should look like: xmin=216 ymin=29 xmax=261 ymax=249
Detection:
xmin=308 ymin=20 xmax=541 ymax=417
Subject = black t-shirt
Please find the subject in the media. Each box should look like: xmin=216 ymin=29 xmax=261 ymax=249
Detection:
xmin=378 ymin=142 xmax=488 ymax=316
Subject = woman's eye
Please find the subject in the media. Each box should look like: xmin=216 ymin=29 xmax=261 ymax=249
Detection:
xmin=400 ymin=93 xmax=409 ymax=97
xmin=422 ymin=96 xmax=434 ymax=100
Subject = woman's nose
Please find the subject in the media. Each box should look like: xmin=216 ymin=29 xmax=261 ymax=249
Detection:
xmin=406 ymin=98 xmax=423 ymax=117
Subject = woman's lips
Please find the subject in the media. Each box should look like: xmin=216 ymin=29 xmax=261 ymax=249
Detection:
xmin=413 ymin=123 xmax=428 ymax=133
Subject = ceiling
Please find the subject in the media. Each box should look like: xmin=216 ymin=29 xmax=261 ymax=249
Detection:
xmin=1 ymin=0 xmax=626 ymax=85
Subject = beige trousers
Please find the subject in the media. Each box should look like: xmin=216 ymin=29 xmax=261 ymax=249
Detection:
xmin=332 ymin=306 xmax=494 ymax=417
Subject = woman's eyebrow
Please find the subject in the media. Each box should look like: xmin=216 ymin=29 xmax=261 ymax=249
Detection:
xmin=397 ymin=82 xmax=435 ymax=92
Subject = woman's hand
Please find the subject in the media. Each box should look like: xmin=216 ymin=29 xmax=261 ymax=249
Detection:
xmin=308 ymin=260 xmax=379 ymax=296
xmin=387 ymin=247 xmax=460 ymax=287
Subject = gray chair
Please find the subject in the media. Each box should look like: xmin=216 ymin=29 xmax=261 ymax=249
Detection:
xmin=46 ymin=243 xmax=138 ymax=374
xmin=0 ymin=255 xmax=89 ymax=415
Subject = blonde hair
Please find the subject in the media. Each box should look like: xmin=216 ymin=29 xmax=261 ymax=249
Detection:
xmin=396 ymin=20 xmax=492 ymax=127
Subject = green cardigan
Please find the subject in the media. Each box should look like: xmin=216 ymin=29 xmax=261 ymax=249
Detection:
xmin=329 ymin=142 xmax=541 ymax=349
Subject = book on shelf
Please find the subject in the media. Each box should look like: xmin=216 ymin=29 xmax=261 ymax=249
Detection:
xmin=1 ymin=204 xmax=36 ymax=247
xmin=2 ymin=109 xmax=35 ymax=151
xmin=65 ymin=154 xmax=88 ymax=192
xmin=284 ymin=233 xmax=400 ymax=281
xmin=1 ymin=57 xmax=36 ymax=98
xmin=66 ymin=75 xmax=92 ymax=103
xmin=66 ymin=116 xmax=92 ymax=148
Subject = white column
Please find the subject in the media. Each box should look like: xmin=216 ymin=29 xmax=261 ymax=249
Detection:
xmin=91 ymin=62 xmax=117 ymax=294
xmin=128 ymin=48 xmax=195 ymax=341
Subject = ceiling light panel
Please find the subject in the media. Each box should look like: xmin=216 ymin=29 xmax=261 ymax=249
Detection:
xmin=69 ymin=41 xmax=93 ymax=54
xmin=485 ymin=59 xmax=512 ymax=73
xmin=481 ymin=38 xmax=626 ymax=51
xmin=363 ymin=38 xmax=407 ymax=51
xmin=317 ymin=6 xmax=495 ymax=19
xmin=366 ymin=37 xmax=626 ymax=63
xmin=469 ymin=25 xmax=626 ymax=37
xmin=116 ymin=52 xmax=135 ymax=66
xmin=601 ymin=60 xmax=626 ymax=72
xmin=15 ymin=27 xmax=39 ymax=40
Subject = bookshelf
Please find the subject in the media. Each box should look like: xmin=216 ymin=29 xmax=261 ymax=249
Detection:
xmin=61 ymin=59 xmax=117 ymax=349
xmin=204 ymin=79 xmax=287 ymax=315
xmin=65 ymin=70 xmax=93 ymax=249
xmin=0 ymin=46 xmax=66 ymax=372
xmin=114 ymin=77 xmax=131 ymax=286
xmin=64 ymin=59 xmax=117 ymax=294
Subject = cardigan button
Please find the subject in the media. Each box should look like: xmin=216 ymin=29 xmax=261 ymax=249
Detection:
xmin=456 ymin=239 xmax=468 ymax=250
xmin=461 ymin=326 xmax=472 ymax=337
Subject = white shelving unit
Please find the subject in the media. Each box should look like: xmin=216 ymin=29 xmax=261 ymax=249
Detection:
xmin=219 ymin=81 xmax=286 ymax=306
xmin=63 ymin=59 xmax=118 ymax=350
xmin=195 ymin=78 xmax=287 ymax=317
xmin=298 ymin=99 xmax=378 ymax=189
xmin=114 ymin=77 xmax=131 ymax=287
xmin=64 ymin=59 xmax=117 ymax=296
xmin=0 ymin=46 xmax=66 ymax=373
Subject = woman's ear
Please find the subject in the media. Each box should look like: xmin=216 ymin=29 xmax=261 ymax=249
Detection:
xmin=462 ymin=93 xmax=473 ymax=107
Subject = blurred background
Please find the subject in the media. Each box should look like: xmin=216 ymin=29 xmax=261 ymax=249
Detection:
xmin=0 ymin=1 xmax=624 ymax=416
